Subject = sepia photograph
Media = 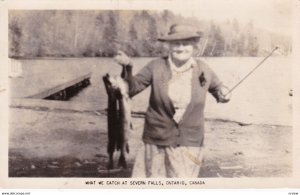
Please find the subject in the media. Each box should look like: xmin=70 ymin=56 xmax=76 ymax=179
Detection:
xmin=1 ymin=0 xmax=300 ymax=189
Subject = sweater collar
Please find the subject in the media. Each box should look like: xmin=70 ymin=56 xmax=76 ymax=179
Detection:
xmin=168 ymin=55 xmax=195 ymax=73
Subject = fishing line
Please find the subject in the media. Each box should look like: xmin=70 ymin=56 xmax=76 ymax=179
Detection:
xmin=224 ymin=46 xmax=279 ymax=96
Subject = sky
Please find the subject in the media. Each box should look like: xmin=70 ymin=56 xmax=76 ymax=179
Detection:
xmin=171 ymin=0 xmax=293 ymax=36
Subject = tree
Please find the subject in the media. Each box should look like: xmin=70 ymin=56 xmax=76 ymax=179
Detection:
xmin=102 ymin=11 xmax=118 ymax=57
xmin=8 ymin=10 xmax=291 ymax=58
xmin=136 ymin=11 xmax=159 ymax=56
xmin=9 ymin=17 xmax=22 ymax=57
xmin=245 ymin=20 xmax=259 ymax=56
xmin=204 ymin=22 xmax=225 ymax=56
xmin=127 ymin=21 xmax=139 ymax=56
xmin=146 ymin=15 xmax=159 ymax=56
xmin=237 ymin=33 xmax=245 ymax=56
xmin=246 ymin=34 xmax=259 ymax=56
xmin=232 ymin=18 xmax=240 ymax=34
xmin=213 ymin=26 xmax=225 ymax=56
xmin=129 ymin=22 xmax=138 ymax=42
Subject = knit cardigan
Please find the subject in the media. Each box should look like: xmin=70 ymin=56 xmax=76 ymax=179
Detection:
xmin=126 ymin=56 xmax=223 ymax=147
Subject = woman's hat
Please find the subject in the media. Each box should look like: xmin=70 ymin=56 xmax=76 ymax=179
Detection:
xmin=158 ymin=24 xmax=202 ymax=42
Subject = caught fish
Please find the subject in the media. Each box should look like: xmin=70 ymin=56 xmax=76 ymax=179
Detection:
xmin=102 ymin=65 xmax=132 ymax=169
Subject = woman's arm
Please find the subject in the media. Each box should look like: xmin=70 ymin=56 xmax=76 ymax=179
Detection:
xmin=122 ymin=64 xmax=153 ymax=97
xmin=208 ymin=68 xmax=231 ymax=103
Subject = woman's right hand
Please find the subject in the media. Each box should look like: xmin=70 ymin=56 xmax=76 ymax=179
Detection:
xmin=114 ymin=50 xmax=132 ymax=66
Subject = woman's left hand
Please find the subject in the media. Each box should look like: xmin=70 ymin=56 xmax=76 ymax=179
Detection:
xmin=218 ymin=86 xmax=231 ymax=103
xmin=114 ymin=50 xmax=132 ymax=66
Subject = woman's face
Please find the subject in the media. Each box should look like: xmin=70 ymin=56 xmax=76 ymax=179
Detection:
xmin=169 ymin=39 xmax=195 ymax=65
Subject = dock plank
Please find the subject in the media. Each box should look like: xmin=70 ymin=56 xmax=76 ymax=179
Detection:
xmin=10 ymin=70 xmax=91 ymax=99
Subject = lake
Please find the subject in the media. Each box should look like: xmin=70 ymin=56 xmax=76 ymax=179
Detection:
xmin=13 ymin=57 xmax=292 ymax=126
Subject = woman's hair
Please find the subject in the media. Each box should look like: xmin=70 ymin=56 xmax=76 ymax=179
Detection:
xmin=164 ymin=37 xmax=201 ymax=56
xmin=184 ymin=37 xmax=200 ymax=51
xmin=167 ymin=37 xmax=200 ymax=46
xmin=189 ymin=38 xmax=200 ymax=50
xmin=188 ymin=37 xmax=201 ymax=44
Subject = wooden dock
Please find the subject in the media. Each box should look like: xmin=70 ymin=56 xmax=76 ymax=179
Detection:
xmin=10 ymin=71 xmax=92 ymax=100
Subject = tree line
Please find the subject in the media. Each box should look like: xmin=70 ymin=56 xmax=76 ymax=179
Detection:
xmin=9 ymin=10 xmax=292 ymax=58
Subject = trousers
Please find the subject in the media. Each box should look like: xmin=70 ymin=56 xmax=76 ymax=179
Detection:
xmin=131 ymin=143 xmax=204 ymax=178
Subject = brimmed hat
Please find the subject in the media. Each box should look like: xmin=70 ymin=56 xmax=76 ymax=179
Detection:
xmin=158 ymin=24 xmax=202 ymax=42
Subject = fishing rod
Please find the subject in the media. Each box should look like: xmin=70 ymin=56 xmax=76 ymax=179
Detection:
xmin=224 ymin=46 xmax=279 ymax=96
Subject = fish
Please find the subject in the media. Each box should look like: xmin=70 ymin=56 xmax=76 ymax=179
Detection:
xmin=102 ymin=65 xmax=132 ymax=169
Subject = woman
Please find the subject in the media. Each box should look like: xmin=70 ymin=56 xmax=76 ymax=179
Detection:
xmin=114 ymin=24 xmax=231 ymax=177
